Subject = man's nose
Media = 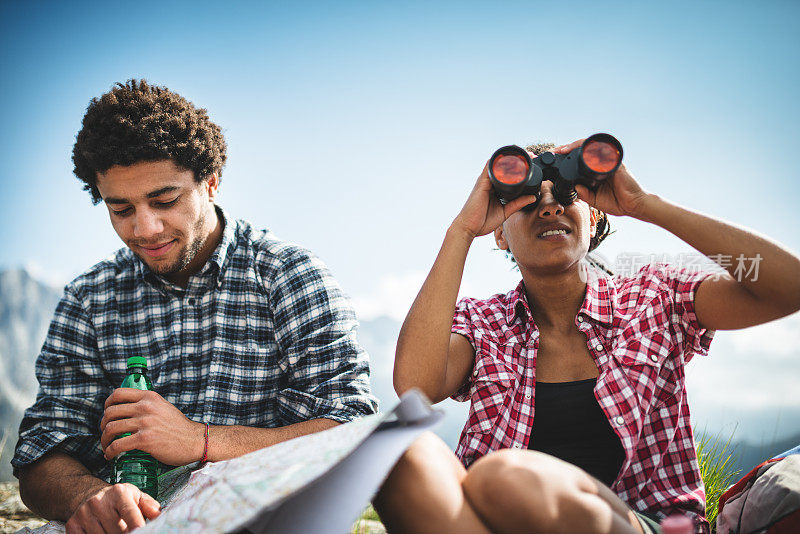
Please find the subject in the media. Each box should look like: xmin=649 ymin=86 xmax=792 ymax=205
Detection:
xmin=133 ymin=209 xmax=164 ymax=239
xmin=536 ymin=183 xmax=565 ymax=218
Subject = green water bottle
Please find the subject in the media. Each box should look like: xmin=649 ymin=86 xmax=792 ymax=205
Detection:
xmin=112 ymin=356 xmax=159 ymax=499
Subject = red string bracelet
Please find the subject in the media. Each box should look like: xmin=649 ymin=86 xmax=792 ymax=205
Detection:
xmin=200 ymin=422 xmax=209 ymax=463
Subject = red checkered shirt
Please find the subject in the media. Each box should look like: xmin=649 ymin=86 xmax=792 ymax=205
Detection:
xmin=451 ymin=263 xmax=716 ymax=530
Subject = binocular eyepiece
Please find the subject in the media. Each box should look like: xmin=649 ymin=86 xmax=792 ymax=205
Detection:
xmin=488 ymin=133 xmax=623 ymax=211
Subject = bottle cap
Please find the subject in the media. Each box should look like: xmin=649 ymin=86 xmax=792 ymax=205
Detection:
xmin=126 ymin=356 xmax=148 ymax=369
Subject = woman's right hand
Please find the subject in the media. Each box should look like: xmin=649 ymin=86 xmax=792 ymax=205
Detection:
xmin=451 ymin=161 xmax=538 ymax=238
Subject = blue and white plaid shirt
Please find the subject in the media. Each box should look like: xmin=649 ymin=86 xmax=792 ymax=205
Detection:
xmin=13 ymin=207 xmax=378 ymax=481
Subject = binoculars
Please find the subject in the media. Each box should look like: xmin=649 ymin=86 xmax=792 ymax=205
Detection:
xmin=488 ymin=133 xmax=623 ymax=210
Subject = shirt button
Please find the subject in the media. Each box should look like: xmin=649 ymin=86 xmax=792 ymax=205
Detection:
xmin=595 ymin=344 xmax=604 ymax=352
xmin=615 ymin=416 xmax=625 ymax=425
xmin=513 ymin=443 xmax=522 ymax=449
xmin=577 ymin=316 xmax=584 ymax=323
xmin=473 ymin=368 xmax=479 ymax=377
xmin=525 ymin=392 xmax=532 ymax=399
xmin=650 ymin=354 xmax=658 ymax=363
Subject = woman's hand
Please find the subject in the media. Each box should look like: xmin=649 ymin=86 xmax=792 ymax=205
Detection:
xmin=451 ymin=162 xmax=537 ymax=238
xmin=554 ymin=140 xmax=652 ymax=219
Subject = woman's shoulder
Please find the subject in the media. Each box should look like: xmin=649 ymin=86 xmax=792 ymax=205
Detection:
xmin=453 ymin=282 xmax=527 ymax=348
xmin=609 ymin=262 xmax=715 ymax=299
xmin=455 ymin=282 xmax=524 ymax=320
xmin=605 ymin=262 xmax=716 ymax=331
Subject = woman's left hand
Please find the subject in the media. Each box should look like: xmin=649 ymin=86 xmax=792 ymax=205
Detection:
xmin=553 ymin=139 xmax=652 ymax=219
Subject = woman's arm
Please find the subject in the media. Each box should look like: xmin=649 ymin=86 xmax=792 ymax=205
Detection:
xmin=637 ymin=195 xmax=800 ymax=329
xmin=559 ymin=139 xmax=800 ymax=331
xmin=393 ymin=164 xmax=536 ymax=402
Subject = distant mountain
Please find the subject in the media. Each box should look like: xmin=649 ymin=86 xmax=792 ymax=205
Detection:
xmin=0 ymin=268 xmax=61 ymax=481
xmin=729 ymin=431 xmax=800 ymax=476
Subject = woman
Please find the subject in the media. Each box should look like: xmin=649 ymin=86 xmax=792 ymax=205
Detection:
xmin=374 ymin=138 xmax=800 ymax=534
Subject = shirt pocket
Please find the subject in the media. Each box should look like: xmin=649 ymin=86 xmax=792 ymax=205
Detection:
xmin=613 ymin=328 xmax=676 ymax=411
xmin=465 ymin=356 xmax=518 ymax=434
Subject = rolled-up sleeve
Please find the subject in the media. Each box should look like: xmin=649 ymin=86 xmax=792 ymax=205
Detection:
xmin=270 ymin=248 xmax=378 ymax=424
xmin=12 ymin=286 xmax=107 ymax=477
xmin=450 ymin=297 xmax=477 ymax=402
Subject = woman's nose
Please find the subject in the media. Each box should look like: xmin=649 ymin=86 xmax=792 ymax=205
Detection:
xmin=536 ymin=182 xmax=565 ymax=218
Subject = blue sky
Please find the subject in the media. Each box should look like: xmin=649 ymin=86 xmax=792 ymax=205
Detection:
xmin=1 ymin=1 xmax=799 ymax=440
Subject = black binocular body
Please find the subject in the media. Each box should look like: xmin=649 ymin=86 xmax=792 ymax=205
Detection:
xmin=488 ymin=133 xmax=623 ymax=210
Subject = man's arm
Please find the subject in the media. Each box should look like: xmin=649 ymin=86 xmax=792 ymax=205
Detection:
xmin=269 ymin=246 xmax=378 ymax=424
xmin=19 ymin=452 xmax=108 ymax=521
xmin=100 ymin=387 xmax=341 ymax=464
xmin=202 ymin=418 xmax=340 ymax=462
xmin=18 ymin=451 xmax=160 ymax=532
xmin=12 ymin=284 xmax=119 ymax=524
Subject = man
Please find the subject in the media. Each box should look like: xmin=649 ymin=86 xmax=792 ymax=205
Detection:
xmin=12 ymin=79 xmax=377 ymax=532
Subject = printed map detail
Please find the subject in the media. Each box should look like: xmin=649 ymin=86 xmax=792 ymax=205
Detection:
xmin=19 ymin=415 xmax=382 ymax=534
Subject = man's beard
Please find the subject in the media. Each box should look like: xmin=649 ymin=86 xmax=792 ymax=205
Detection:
xmin=138 ymin=210 xmax=209 ymax=276
xmin=148 ymin=234 xmax=206 ymax=276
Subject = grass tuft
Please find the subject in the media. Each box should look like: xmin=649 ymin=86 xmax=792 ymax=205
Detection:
xmin=696 ymin=429 xmax=741 ymax=532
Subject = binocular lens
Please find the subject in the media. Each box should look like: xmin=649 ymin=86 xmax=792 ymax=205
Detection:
xmin=491 ymin=154 xmax=529 ymax=185
xmin=582 ymin=140 xmax=621 ymax=174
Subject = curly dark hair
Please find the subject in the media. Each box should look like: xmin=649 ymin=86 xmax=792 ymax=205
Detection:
xmin=72 ymin=79 xmax=227 ymax=204
xmin=524 ymin=142 xmax=612 ymax=253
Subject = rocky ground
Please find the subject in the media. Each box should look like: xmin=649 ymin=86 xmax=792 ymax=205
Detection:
xmin=0 ymin=482 xmax=45 ymax=533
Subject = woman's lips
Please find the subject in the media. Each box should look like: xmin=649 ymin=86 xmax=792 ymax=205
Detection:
xmin=537 ymin=232 xmax=570 ymax=241
xmin=139 ymin=240 xmax=176 ymax=258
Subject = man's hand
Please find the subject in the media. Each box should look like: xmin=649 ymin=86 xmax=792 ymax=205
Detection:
xmin=66 ymin=483 xmax=160 ymax=534
xmin=100 ymin=389 xmax=204 ymax=466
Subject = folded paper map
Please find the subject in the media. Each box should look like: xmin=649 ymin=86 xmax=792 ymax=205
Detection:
xmin=18 ymin=389 xmax=442 ymax=534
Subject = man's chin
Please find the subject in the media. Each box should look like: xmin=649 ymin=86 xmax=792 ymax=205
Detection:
xmin=134 ymin=251 xmax=184 ymax=276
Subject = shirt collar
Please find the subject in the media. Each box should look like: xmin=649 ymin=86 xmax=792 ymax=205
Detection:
xmin=135 ymin=205 xmax=236 ymax=290
xmin=506 ymin=280 xmax=531 ymax=325
xmin=206 ymin=205 xmax=237 ymax=284
xmin=579 ymin=264 xmax=615 ymax=326
xmin=506 ymin=262 xmax=615 ymax=327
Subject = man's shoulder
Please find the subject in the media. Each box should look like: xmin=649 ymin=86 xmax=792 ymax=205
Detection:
xmin=232 ymin=218 xmax=324 ymax=275
xmin=65 ymin=248 xmax=137 ymax=297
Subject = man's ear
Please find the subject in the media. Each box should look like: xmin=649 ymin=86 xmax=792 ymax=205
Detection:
xmin=205 ymin=173 xmax=220 ymax=201
xmin=589 ymin=208 xmax=598 ymax=239
xmin=495 ymin=224 xmax=509 ymax=251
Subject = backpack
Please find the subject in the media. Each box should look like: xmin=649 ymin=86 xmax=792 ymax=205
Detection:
xmin=716 ymin=446 xmax=800 ymax=533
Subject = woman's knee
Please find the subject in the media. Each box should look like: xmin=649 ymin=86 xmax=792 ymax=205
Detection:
xmin=462 ymin=449 xmax=607 ymax=533
xmin=463 ymin=449 xmax=554 ymax=504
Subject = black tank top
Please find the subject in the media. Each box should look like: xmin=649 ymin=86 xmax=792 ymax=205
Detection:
xmin=527 ymin=378 xmax=625 ymax=487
